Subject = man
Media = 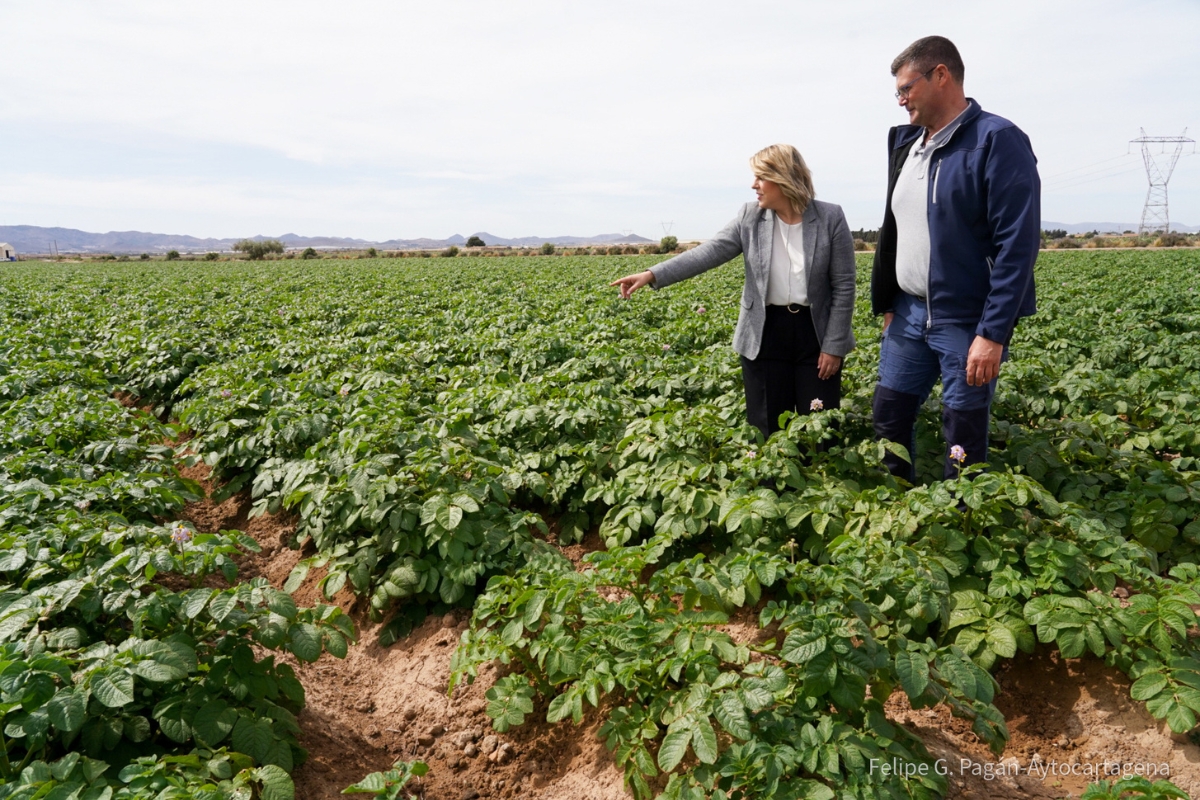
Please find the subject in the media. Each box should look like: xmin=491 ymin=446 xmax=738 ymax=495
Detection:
xmin=871 ymin=35 xmax=1040 ymax=482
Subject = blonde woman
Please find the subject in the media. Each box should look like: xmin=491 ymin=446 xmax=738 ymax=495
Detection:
xmin=612 ymin=144 xmax=856 ymax=437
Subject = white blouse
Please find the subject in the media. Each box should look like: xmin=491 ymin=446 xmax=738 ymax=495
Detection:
xmin=765 ymin=217 xmax=808 ymax=306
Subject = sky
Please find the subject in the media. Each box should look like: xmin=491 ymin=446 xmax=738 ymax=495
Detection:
xmin=2 ymin=1 xmax=1199 ymax=241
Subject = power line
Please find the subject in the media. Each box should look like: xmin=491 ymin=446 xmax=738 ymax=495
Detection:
xmin=1044 ymin=165 xmax=1145 ymax=192
xmin=1041 ymin=153 xmax=1133 ymax=182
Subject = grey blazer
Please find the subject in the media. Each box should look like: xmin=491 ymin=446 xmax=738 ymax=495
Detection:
xmin=649 ymin=199 xmax=857 ymax=360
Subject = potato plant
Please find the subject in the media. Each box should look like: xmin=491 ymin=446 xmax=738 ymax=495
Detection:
xmin=3 ymin=251 xmax=1200 ymax=797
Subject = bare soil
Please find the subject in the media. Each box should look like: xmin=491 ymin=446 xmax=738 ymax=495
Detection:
xmin=181 ymin=467 xmax=1200 ymax=799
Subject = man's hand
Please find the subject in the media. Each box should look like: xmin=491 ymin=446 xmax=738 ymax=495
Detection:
xmin=610 ymin=270 xmax=655 ymax=299
xmin=882 ymin=311 xmax=894 ymax=332
xmin=817 ymin=352 xmax=842 ymax=380
xmin=966 ymin=335 xmax=1004 ymax=386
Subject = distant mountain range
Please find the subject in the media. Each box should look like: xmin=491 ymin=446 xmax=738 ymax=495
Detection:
xmin=1041 ymin=221 xmax=1200 ymax=234
xmin=0 ymin=225 xmax=654 ymax=255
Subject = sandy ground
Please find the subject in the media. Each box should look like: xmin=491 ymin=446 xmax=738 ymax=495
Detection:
xmin=180 ymin=465 xmax=1200 ymax=799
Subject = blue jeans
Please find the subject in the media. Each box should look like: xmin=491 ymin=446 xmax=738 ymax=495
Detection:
xmin=878 ymin=293 xmax=1004 ymax=410
xmin=874 ymin=292 xmax=1006 ymax=480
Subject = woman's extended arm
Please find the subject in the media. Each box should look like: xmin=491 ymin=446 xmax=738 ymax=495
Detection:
xmin=610 ymin=209 xmax=748 ymax=297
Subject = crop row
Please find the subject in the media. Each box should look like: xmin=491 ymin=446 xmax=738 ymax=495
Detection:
xmin=2 ymin=251 xmax=1199 ymax=798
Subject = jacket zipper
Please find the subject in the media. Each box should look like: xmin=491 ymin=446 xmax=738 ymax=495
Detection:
xmin=925 ymin=159 xmax=940 ymax=329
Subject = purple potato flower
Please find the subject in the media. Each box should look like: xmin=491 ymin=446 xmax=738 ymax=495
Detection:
xmin=949 ymin=445 xmax=967 ymax=463
xmin=170 ymin=523 xmax=194 ymax=545
xmin=810 ymin=398 xmax=824 ymax=411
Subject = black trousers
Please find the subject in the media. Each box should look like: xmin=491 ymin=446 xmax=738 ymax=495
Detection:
xmin=740 ymin=305 xmax=841 ymax=438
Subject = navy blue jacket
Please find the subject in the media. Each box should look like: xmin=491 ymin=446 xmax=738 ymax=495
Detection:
xmin=870 ymin=99 xmax=1040 ymax=344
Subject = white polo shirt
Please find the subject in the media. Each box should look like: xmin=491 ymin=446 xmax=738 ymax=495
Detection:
xmin=892 ymin=105 xmax=970 ymax=298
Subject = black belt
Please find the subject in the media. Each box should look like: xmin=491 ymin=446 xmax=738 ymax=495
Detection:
xmin=768 ymin=303 xmax=810 ymax=314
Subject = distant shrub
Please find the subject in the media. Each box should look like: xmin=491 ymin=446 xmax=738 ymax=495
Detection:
xmin=540 ymin=242 xmax=555 ymax=255
xmin=442 ymin=246 xmax=459 ymax=257
xmin=466 ymin=235 xmax=485 ymax=247
xmin=1154 ymin=233 xmax=1188 ymax=247
xmin=364 ymin=247 xmax=378 ymax=258
xmin=853 ymin=239 xmax=869 ymax=251
xmin=659 ymin=236 xmax=678 ymax=254
xmin=204 ymin=252 xmax=220 ymax=261
xmin=301 ymin=247 xmax=318 ymax=260
xmin=605 ymin=245 xmax=621 ymax=255
xmin=139 ymin=253 xmax=150 ymax=260
xmin=1054 ymin=237 xmax=1081 ymax=249
xmin=165 ymin=250 xmax=180 ymax=261
xmin=623 ymin=246 xmax=638 ymax=254
xmin=117 ymin=255 xmax=130 ymax=262
xmin=232 ymin=239 xmax=284 ymax=260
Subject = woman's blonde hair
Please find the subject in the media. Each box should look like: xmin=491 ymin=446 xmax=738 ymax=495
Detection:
xmin=749 ymin=144 xmax=815 ymax=216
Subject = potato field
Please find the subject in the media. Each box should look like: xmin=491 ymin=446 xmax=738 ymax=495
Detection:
xmin=2 ymin=250 xmax=1200 ymax=800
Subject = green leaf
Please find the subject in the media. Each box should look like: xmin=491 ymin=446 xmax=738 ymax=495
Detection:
xmin=1166 ymin=699 xmax=1197 ymax=733
xmin=232 ymin=715 xmax=275 ymax=763
xmin=780 ymin=631 xmax=826 ymax=664
xmin=194 ymin=699 xmax=238 ymax=746
xmin=714 ymin=694 xmax=752 ymax=740
xmin=47 ymin=688 xmax=86 ymax=733
xmin=208 ymin=592 xmax=239 ymax=622
xmin=181 ymin=588 xmax=215 ymax=619
xmin=1131 ymin=673 xmax=1169 ymax=701
xmin=91 ymin=668 xmax=135 ymax=708
xmin=895 ymin=651 xmax=929 ymax=699
xmin=288 ymin=623 xmax=323 ymax=662
xmin=986 ymin=623 xmax=1018 ymax=659
xmin=154 ymin=697 xmax=193 ymax=743
xmin=343 ymin=772 xmax=388 ymax=793
xmin=658 ymin=726 xmax=692 ymax=772
xmin=254 ymin=764 xmax=296 ymax=800
xmin=1056 ymin=627 xmax=1086 ymax=659
xmin=267 ymin=591 xmax=299 ymax=620
xmin=691 ymin=717 xmax=718 ymax=764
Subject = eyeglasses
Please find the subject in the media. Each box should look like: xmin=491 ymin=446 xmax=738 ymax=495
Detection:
xmin=895 ymin=66 xmax=937 ymax=100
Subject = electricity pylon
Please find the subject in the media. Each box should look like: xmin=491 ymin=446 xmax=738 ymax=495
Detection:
xmin=1131 ymin=129 xmax=1194 ymax=235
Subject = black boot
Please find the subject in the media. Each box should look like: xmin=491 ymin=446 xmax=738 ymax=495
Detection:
xmin=873 ymin=385 xmax=922 ymax=483
xmin=942 ymin=405 xmax=991 ymax=479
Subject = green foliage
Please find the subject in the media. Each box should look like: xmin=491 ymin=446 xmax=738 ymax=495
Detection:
xmin=540 ymin=242 xmax=555 ymax=255
xmin=232 ymin=239 xmax=284 ymax=260
xmin=166 ymin=250 xmax=181 ymax=261
xmin=466 ymin=236 xmax=485 ymax=248
xmin=660 ymin=236 xmax=678 ymax=254
xmin=442 ymin=245 xmax=459 ymax=257
xmin=1081 ymin=777 xmax=1189 ymax=799
xmin=7 ymin=250 xmax=1200 ymax=798
xmin=0 ymin=306 xmax=355 ymax=792
xmin=301 ymin=247 xmax=318 ymax=260
xmin=342 ymin=759 xmax=428 ymax=797
xmin=204 ymin=252 xmax=221 ymax=261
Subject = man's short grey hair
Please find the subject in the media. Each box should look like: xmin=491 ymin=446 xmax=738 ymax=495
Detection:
xmin=891 ymin=35 xmax=965 ymax=84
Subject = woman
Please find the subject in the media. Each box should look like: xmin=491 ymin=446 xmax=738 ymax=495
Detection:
xmin=611 ymin=144 xmax=856 ymax=438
